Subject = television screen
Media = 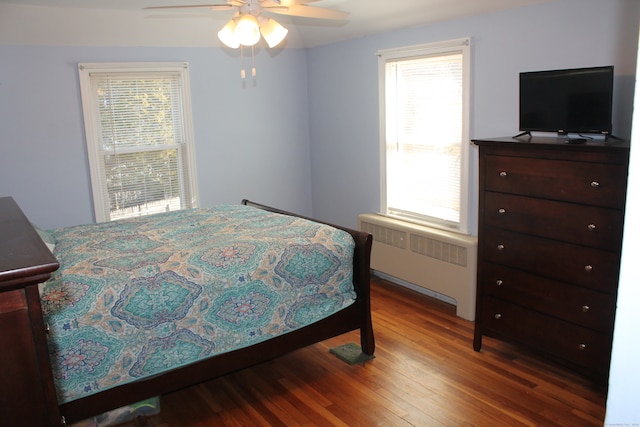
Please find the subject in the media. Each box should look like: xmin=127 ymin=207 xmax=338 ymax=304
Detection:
xmin=519 ymin=66 xmax=613 ymax=135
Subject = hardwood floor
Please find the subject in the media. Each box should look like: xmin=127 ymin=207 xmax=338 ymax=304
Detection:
xmin=113 ymin=277 xmax=607 ymax=426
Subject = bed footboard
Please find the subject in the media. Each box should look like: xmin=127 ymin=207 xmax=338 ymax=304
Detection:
xmin=241 ymin=199 xmax=375 ymax=355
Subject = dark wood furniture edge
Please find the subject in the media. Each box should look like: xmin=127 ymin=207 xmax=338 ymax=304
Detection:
xmin=472 ymin=135 xmax=630 ymax=147
xmin=57 ymin=199 xmax=375 ymax=424
xmin=0 ymin=196 xmax=62 ymax=426
xmin=0 ymin=196 xmax=59 ymax=291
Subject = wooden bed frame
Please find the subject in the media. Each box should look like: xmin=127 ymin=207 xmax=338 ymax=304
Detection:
xmin=0 ymin=197 xmax=374 ymax=426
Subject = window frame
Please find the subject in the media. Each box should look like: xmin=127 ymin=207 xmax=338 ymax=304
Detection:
xmin=377 ymin=37 xmax=471 ymax=234
xmin=78 ymin=61 xmax=199 ymax=223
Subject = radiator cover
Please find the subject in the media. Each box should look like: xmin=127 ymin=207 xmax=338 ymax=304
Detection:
xmin=359 ymin=213 xmax=477 ymax=321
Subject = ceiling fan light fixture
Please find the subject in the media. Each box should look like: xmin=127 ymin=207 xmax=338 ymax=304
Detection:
xmin=218 ymin=19 xmax=240 ymax=48
xmin=235 ymin=14 xmax=261 ymax=46
xmin=260 ymin=18 xmax=288 ymax=48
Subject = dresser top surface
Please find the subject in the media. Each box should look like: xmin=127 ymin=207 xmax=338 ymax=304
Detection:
xmin=472 ymin=135 xmax=630 ymax=151
xmin=0 ymin=197 xmax=59 ymax=288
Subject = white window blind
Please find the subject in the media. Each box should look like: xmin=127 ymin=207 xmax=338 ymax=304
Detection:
xmin=379 ymin=38 xmax=471 ymax=233
xmin=79 ymin=62 xmax=199 ymax=222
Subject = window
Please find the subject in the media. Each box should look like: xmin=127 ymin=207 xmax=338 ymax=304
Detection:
xmin=378 ymin=38 xmax=471 ymax=233
xmin=79 ymin=62 xmax=199 ymax=222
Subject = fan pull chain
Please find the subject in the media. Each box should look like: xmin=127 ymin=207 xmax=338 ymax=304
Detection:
xmin=251 ymin=45 xmax=256 ymax=78
xmin=238 ymin=45 xmax=256 ymax=80
xmin=240 ymin=45 xmax=246 ymax=79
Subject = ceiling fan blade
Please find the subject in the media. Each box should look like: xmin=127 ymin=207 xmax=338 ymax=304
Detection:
xmin=143 ymin=4 xmax=236 ymax=11
xmin=145 ymin=13 xmax=216 ymax=19
xmin=261 ymin=0 xmax=319 ymax=6
xmin=267 ymin=4 xmax=348 ymax=20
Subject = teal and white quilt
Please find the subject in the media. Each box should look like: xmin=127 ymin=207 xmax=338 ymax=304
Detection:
xmin=40 ymin=205 xmax=356 ymax=403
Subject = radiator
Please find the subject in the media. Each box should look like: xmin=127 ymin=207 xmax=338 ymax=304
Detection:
xmin=358 ymin=213 xmax=477 ymax=321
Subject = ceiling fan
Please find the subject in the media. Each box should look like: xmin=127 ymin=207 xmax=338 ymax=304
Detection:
xmin=144 ymin=0 xmax=349 ymax=49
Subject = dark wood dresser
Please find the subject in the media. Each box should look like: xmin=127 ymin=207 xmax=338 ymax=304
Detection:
xmin=0 ymin=197 xmax=61 ymax=425
xmin=472 ymin=137 xmax=630 ymax=382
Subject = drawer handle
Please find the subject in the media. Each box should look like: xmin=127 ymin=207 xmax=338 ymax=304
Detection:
xmin=581 ymin=305 xmax=590 ymax=313
xmin=499 ymin=171 xmax=508 ymax=177
xmin=591 ymin=181 xmax=600 ymax=188
xmin=578 ymin=343 xmax=587 ymax=351
xmin=587 ymin=223 xmax=596 ymax=231
xmin=498 ymin=208 xmax=506 ymax=214
xmin=585 ymin=265 xmax=593 ymax=272
xmin=497 ymin=244 xmax=505 ymax=251
xmin=496 ymin=279 xmax=503 ymax=286
xmin=494 ymin=313 xmax=502 ymax=320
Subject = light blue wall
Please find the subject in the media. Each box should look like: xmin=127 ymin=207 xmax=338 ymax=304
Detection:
xmin=307 ymin=0 xmax=640 ymax=231
xmin=0 ymin=46 xmax=312 ymax=229
xmin=1 ymin=0 xmax=638 ymax=233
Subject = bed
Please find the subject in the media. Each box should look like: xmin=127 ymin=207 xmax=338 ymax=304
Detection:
xmin=0 ymin=197 xmax=374 ymax=426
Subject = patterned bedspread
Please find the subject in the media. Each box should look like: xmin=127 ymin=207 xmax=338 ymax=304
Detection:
xmin=40 ymin=205 xmax=356 ymax=404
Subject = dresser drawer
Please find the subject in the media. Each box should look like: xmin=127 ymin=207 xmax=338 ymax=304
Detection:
xmin=484 ymin=155 xmax=627 ymax=207
xmin=480 ymin=296 xmax=612 ymax=372
xmin=481 ymin=228 xmax=620 ymax=293
xmin=479 ymin=262 xmax=616 ymax=332
xmin=484 ymin=192 xmax=623 ymax=251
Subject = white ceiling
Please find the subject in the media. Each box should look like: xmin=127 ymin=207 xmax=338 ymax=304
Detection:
xmin=0 ymin=0 xmax=553 ymax=48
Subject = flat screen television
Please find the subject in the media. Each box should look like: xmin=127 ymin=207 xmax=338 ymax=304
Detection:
xmin=519 ymin=66 xmax=614 ymax=135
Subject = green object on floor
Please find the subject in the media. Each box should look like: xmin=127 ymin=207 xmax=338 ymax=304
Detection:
xmin=329 ymin=343 xmax=375 ymax=365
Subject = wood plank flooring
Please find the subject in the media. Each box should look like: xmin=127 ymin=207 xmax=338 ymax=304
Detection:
xmin=114 ymin=276 xmax=607 ymax=426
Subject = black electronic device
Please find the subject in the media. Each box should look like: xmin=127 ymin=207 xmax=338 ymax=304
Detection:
xmin=564 ymin=138 xmax=587 ymax=144
xmin=518 ymin=66 xmax=614 ymax=136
